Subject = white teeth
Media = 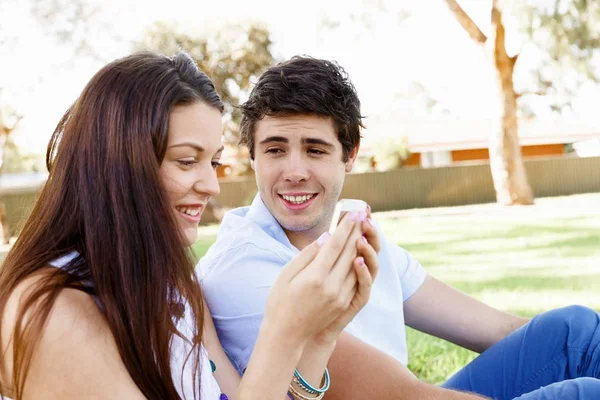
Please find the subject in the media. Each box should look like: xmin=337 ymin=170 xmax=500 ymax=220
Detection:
xmin=282 ymin=194 xmax=314 ymax=204
xmin=177 ymin=207 xmax=200 ymax=216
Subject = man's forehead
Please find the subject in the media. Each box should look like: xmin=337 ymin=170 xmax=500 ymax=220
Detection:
xmin=255 ymin=114 xmax=337 ymax=140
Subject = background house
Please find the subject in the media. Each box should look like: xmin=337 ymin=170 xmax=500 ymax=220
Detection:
xmin=363 ymin=118 xmax=600 ymax=169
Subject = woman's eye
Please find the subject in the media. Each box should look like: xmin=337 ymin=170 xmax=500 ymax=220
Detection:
xmin=177 ymin=160 xmax=196 ymax=167
xmin=211 ymin=161 xmax=223 ymax=170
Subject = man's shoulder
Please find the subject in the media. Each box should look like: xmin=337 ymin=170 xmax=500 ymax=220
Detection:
xmin=196 ymin=212 xmax=290 ymax=280
xmin=206 ymin=217 xmax=286 ymax=259
xmin=373 ymin=226 xmax=408 ymax=260
xmin=196 ymin=211 xmax=290 ymax=318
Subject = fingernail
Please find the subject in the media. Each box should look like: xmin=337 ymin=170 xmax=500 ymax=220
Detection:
xmin=358 ymin=257 xmax=365 ymax=266
xmin=317 ymin=232 xmax=331 ymax=246
xmin=348 ymin=211 xmax=358 ymax=221
xmin=359 ymin=211 xmax=367 ymax=222
xmin=361 ymin=236 xmax=368 ymax=244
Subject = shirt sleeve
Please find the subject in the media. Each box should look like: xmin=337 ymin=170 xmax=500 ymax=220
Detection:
xmin=386 ymin=241 xmax=428 ymax=301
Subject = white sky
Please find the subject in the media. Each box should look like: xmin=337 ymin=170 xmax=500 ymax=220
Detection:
xmin=1 ymin=0 xmax=599 ymax=155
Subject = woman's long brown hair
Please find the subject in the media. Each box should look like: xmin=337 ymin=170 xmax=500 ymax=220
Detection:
xmin=0 ymin=51 xmax=224 ymax=399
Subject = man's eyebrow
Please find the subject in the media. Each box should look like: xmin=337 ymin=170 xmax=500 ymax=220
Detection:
xmin=259 ymin=136 xmax=289 ymax=145
xmin=258 ymin=136 xmax=335 ymax=148
xmin=302 ymin=138 xmax=335 ymax=148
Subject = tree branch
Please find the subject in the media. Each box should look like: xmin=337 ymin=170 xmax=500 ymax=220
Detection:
xmin=515 ymin=90 xmax=548 ymax=100
xmin=491 ymin=0 xmax=512 ymax=67
xmin=443 ymin=0 xmax=487 ymax=44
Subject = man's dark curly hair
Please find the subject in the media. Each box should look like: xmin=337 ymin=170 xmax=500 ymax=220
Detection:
xmin=239 ymin=56 xmax=364 ymax=162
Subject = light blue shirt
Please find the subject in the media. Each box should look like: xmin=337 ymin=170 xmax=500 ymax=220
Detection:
xmin=197 ymin=195 xmax=428 ymax=374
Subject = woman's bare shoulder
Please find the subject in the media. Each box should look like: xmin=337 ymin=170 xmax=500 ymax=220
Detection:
xmin=1 ymin=269 xmax=146 ymax=399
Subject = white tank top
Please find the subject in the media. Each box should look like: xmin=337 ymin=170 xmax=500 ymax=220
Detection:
xmin=49 ymin=252 xmax=223 ymax=399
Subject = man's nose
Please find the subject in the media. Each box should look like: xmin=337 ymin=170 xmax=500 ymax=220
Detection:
xmin=283 ymin=152 xmax=309 ymax=184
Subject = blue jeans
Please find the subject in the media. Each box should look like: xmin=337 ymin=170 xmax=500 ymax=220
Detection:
xmin=442 ymin=305 xmax=600 ymax=399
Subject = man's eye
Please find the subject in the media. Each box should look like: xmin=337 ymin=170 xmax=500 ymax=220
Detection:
xmin=308 ymin=148 xmax=325 ymax=155
xmin=266 ymin=148 xmax=283 ymax=155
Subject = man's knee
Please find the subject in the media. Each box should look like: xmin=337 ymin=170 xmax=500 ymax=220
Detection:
xmin=526 ymin=305 xmax=600 ymax=352
xmin=514 ymin=377 xmax=600 ymax=399
xmin=536 ymin=305 xmax=599 ymax=329
xmin=558 ymin=377 xmax=600 ymax=398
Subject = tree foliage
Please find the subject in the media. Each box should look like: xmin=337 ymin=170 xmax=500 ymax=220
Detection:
xmin=136 ymin=21 xmax=276 ymax=148
xmin=29 ymin=0 xmax=123 ymax=62
xmin=518 ymin=0 xmax=600 ymax=112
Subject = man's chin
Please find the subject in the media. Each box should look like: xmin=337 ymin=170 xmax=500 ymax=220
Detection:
xmin=277 ymin=216 xmax=316 ymax=233
xmin=282 ymin=224 xmax=313 ymax=233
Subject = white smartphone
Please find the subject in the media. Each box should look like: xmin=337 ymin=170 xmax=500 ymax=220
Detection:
xmin=328 ymin=199 xmax=368 ymax=234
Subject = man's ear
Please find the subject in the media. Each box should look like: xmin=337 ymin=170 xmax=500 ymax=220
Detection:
xmin=344 ymin=143 xmax=360 ymax=173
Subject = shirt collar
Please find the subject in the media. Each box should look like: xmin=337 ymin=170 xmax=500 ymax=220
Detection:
xmin=246 ymin=194 xmax=299 ymax=253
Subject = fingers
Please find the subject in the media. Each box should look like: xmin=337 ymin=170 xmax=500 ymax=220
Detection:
xmin=307 ymin=211 xmax=358 ymax=276
xmin=361 ymin=215 xmax=381 ymax=254
xmin=338 ymin=242 xmax=377 ymax=319
xmin=354 ymin=254 xmax=374 ymax=304
xmin=356 ymin=236 xmax=379 ymax=282
xmin=338 ymin=263 xmax=359 ymax=309
xmin=278 ymin=239 xmax=321 ymax=282
xmin=328 ymin=217 xmax=362 ymax=283
xmin=322 ymin=256 xmax=372 ymax=335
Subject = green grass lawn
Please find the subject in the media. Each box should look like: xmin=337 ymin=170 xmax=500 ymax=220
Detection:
xmin=193 ymin=193 xmax=600 ymax=384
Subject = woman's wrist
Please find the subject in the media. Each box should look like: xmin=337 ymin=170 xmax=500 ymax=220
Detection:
xmin=307 ymin=328 xmax=339 ymax=350
xmin=293 ymin=335 xmax=336 ymax=395
xmin=303 ymin=336 xmax=336 ymax=356
xmin=261 ymin=313 xmax=312 ymax=350
xmin=239 ymin=316 xmax=309 ymax=399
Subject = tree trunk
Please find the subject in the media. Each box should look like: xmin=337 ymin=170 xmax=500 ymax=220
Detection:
xmin=0 ymin=109 xmax=19 ymax=244
xmin=444 ymin=0 xmax=534 ymax=205
xmin=488 ymin=2 xmax=534 ymax=205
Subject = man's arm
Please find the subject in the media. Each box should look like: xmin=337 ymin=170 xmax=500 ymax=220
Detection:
xmin=404 ymin=275 xmax=529 ymax=353
xmin=327 ymin=332 xmax=488 ymax=399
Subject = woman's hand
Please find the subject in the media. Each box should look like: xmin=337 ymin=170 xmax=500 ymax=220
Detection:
xmin=363 ymin=204 xmax=381 ymax=253
xmin=241 ymin=207 xmax=380 ymax=400
xmin=263 ymin=211 xmax=366 ymax=344
xmin=309 ymin=208 xmax=380 ymax=346
xmin=293 ymin=207 xmax=380 ymax=393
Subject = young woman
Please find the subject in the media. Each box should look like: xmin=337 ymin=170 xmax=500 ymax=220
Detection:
xmin=0 ymin=51 xmax=379 ymax=399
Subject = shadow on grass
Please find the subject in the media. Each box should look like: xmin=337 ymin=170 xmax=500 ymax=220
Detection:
xmin=446 ymin=274 xmax=600 ymax=296
xmin=406 ymin=327 xmax=477 ymax=384
xmin=397 ymin=228 xmax=600 ymax=268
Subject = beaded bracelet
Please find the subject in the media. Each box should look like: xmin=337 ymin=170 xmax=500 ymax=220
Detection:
xmin=288 ymin=383 xmax=324 ymax=400
xmin=293 ymin=376 xmax=320 ymax=395
xmin=293 ymin=368 xmax=330 ymax=394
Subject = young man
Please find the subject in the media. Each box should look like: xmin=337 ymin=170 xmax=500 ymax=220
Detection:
xmin=197 ymin=56 xmax=600 ymax=399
